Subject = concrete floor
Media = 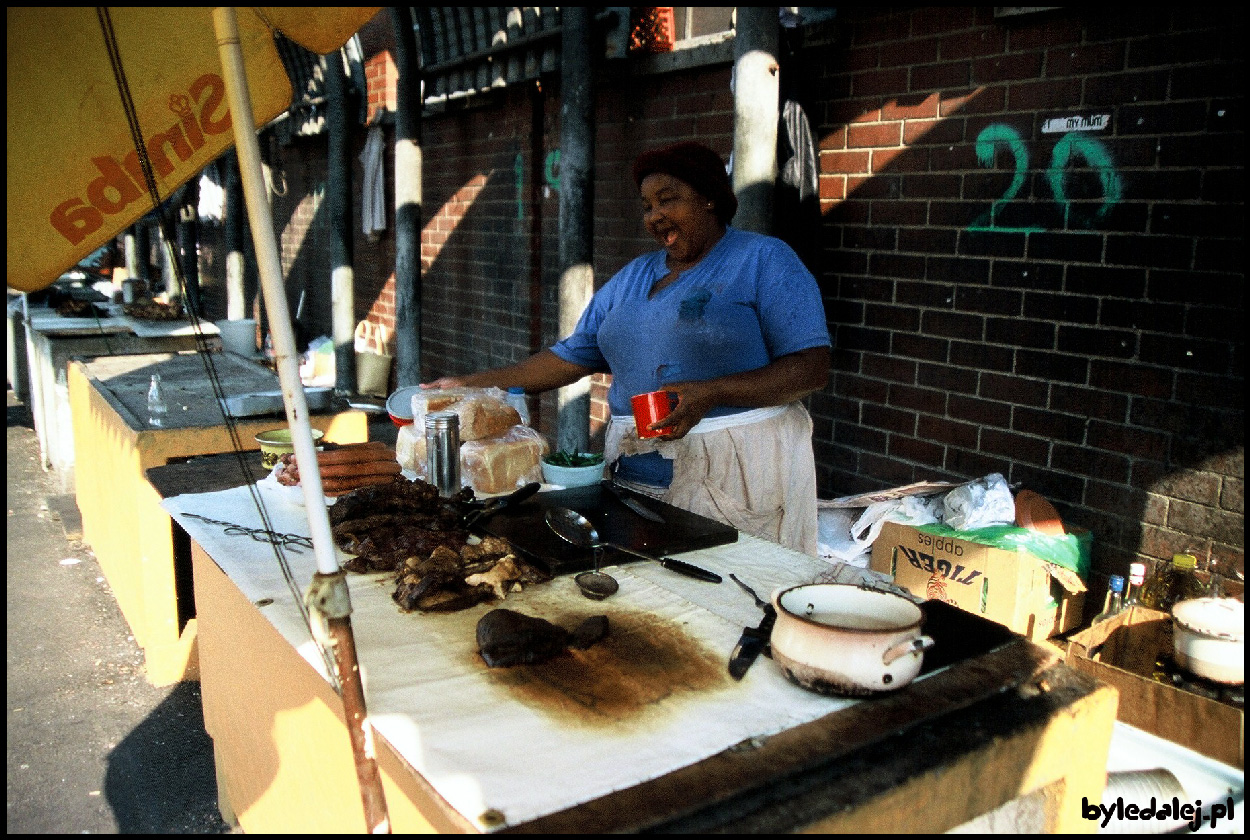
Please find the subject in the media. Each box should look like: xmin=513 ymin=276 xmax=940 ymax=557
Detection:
xmin=6 ymin=387 xmax=233 ymax=833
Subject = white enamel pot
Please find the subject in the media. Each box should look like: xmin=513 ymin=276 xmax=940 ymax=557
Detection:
xmin=1172 ymin=597 xmax=1244 ymax=685
xmin=770 ymin=583 xmax=935 ymax=697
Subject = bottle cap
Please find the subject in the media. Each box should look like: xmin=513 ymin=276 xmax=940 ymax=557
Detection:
xmin=1129 ymin=562 xmax=1146 ymax=584
xmin=507 ymin=386 xmax=524 ymax=395
xmin=1109 ymin=575 xmax=1125 ymax=592
xmin=1171 ymin=553 xmax=1197 ymax=569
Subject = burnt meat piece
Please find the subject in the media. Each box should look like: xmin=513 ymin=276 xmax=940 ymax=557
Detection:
xmin=329 ymin=478 xmax=469 ymax=527
xmin=568 ymin=615 xmax=610 ymax=650
xmin=392 ymin=570 xmax=493 ymax=612
xmin=476 ymin=609 xmax=609 ymax=667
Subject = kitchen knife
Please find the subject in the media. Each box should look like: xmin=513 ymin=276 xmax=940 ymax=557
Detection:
xmin=607 ymin=481 xmax=666 ymax=523
xmin=728 ymin=604 xmax=777 ymax=680
xmin=658 ymin=557 xmax=723 ymax=583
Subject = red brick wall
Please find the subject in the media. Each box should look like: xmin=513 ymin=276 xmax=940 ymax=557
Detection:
xmin=805 ymin=7 xmax=1243 ymax=589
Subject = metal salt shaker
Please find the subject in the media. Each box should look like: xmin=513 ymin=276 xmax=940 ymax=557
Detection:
xmin=425 ymin=411 xmax=460 ymax=497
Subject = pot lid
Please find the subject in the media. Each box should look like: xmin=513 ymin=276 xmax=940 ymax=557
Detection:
xmin=1173 ymin=597 xmax=1244 ymax=641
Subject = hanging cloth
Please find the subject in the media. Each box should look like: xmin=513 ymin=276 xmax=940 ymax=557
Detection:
xmin=775 ymin=99 xmax=821 ymax=272
xmin=360 ymin=124 xmax=386 ymax=236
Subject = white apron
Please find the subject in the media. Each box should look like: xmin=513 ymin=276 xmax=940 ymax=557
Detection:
xmin=605 ymin=401 xmax=819 ymax=557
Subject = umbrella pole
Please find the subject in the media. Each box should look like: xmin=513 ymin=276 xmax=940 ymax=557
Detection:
xmin=212 ymin=8 xmax=390 ymax=833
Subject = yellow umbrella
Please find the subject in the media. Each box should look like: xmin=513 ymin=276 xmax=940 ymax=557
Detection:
xmin=7 ymin=6 xmax=377 ymax=293
xmin=8 ymin=7 xmax=388 ymax=831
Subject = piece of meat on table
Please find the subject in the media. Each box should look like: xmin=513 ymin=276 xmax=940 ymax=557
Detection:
xmin=476 ymin=609 xmax=610 ymax=667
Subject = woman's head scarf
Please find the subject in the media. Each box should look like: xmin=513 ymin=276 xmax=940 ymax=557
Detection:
xmin=632 ymin=141 xmax=738 ymax=225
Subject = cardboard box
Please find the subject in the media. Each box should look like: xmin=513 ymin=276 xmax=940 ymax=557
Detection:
xmin=869 ymin=521 xmax=1086 ymax=641
xmin=1065 ymin=606 xmax=1243 ymax=769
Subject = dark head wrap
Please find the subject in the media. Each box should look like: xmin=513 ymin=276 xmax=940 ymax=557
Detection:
xmin=632 ymin=141 xmax=738 ymax=225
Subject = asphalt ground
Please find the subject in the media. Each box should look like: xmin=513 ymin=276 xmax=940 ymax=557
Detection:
xmin=6 ymin=387 xmax=233 ymax=833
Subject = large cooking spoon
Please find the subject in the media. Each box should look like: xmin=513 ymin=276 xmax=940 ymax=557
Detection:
xmin=544 ymin=506 xmax=722 ymax=584
xmin=544 ymin=507 xmax=619 ymax=599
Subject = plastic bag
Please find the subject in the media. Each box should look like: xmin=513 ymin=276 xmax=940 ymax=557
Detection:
xmin=942 ymin=473 xmax=1016 ymax=530
xmin=909 ymin=522 xmax=1091 ymax=588
xmin=354 ymin=320 xmax=392 ymax=397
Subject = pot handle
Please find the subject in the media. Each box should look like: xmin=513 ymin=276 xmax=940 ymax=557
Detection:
xmin=882 ymin=635 xmax=936 ymax=666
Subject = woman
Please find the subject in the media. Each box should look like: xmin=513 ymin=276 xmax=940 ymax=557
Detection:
xmin=424 ymin=141 xmax=831 ymax=556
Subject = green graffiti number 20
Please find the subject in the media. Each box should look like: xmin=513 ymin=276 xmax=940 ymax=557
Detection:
xmin=969 ymin=124 xmax=1122 ymax=233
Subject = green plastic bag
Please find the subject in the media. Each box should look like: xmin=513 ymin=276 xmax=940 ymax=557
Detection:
xmin=912 ymin=522 xmax=1091 ymax=582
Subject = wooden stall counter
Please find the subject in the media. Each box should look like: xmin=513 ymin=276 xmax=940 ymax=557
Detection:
xmin=151 ymin=464 xmax=1120 ymax=833
xmin=69 ymin=351 xmax=367 ymax=686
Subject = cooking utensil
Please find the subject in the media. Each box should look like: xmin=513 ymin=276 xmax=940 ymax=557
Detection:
xmin=1171 ymin=597 xmax=1244 ymax=684
xmin=545 ymin=508 xmax=620 ymax=600
xmin=730 ymin=573 xmax=768 ymax=609
xmin=770 ymin=583 xmax=935 ymax=697
xmin=607 ymin=481 xmax=666 ymax=523
xmin=728 ymin=603 xmax=777 ymax=680
xmin=464 ymin=482 xmax=541 ymax=529
xmin=543 ymin=506 xmax=722 ymax=583
xmin=574 ymin=551 xmax=620 ymax=600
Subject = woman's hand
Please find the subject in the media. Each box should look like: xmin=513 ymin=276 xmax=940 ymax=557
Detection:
xmin=420 ymin=376 xmax=466 ymax=390
xmin=651 ymin=347 xmax=830 ymax=440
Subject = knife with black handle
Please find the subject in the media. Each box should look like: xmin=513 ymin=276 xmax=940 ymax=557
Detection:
xmin=728 ymin=604 xmax=777 ymax=680
xmin=606 ymin=481 xmax=666 ymax=523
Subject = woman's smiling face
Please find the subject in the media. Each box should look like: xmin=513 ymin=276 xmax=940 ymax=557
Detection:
xmin=639 ymin=172 xmax=724 ymax=268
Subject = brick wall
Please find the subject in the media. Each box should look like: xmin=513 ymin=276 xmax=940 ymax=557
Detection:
xmin=806 ymin=7 xmax=1244 ymax=592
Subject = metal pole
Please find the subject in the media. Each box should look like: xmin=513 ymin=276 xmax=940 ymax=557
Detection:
xmin=212 ymin=8 xmax=389 ymax=833
xmin=556 ymin=5 xmax=595 ymax=454
xmin=391 ymin=7 xmax=422 ymax=386
xmin=326 ymin=47 xmax=357 ymax=396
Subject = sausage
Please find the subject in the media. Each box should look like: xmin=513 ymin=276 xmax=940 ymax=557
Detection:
xmin=315 ymin=441 xmax=393 ymax=465
xmin=321 ymin=473 xmax=399 ymax=496
xmin=317 ymin=459 xmax=402 ymax=479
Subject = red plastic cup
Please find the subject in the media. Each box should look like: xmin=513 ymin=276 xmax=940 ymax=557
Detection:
xmin=631 ymin=390 xmax=677 ymax=438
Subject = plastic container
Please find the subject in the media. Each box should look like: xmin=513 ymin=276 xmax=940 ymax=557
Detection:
xmin=505 ymin=386 xmax=531 ymax=426
xmin=1140 ymin=553 xmax=1205 ymax=613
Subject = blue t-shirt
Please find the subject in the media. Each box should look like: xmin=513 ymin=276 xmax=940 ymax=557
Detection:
xmin=551 ymin=228 xmax=830 ymax=486
xmin=551 ymin=227 xmax=831 ymax=418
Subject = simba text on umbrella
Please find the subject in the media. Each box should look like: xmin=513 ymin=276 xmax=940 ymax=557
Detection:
xmin=50 ymin=73 xmax=231 ymax=245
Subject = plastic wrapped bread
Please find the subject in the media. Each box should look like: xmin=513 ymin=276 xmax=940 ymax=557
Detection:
xmin=410 ymin=387 xmax=523 ymax=442
xmin=394 ymin=422 xmax=426 ymax=476
xmin=460 ymin=425 xmax=548 ymax=494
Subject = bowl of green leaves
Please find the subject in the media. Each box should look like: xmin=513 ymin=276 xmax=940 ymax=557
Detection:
xmin=541 ymin=450 xmax=605 ymax=488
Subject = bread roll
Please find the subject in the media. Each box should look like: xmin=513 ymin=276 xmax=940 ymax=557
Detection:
xmin=410 ymin=387 xmax=520 ymax=441
xmin=453 ymin=395 xmax=522 ymax=441
xmin=461 ymin=425 xmax=548 ymax=494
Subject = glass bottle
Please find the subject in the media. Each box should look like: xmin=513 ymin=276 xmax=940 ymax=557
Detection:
xmin=1123 ymin=562 xmax=1146 ymax=608
xmin=147 ymin=374 xmax=167 ymax=428
xmin=1092 ymin=575 xmax=1125 ymax=625
xmin=1139 ymin=553 xmax=1205 ymax=613
xmin=505 ymin=386 xmax=531 ymax=426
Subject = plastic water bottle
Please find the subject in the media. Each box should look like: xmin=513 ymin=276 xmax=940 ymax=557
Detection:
xmin=505 ymin=386 xmax=531 ymax=426
xmin=147 ymin=374 xmax=167 ymax=428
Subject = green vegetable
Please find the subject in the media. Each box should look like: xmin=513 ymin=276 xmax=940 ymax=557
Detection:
xmin=543 ymin=450 xmax=604 ymax=468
